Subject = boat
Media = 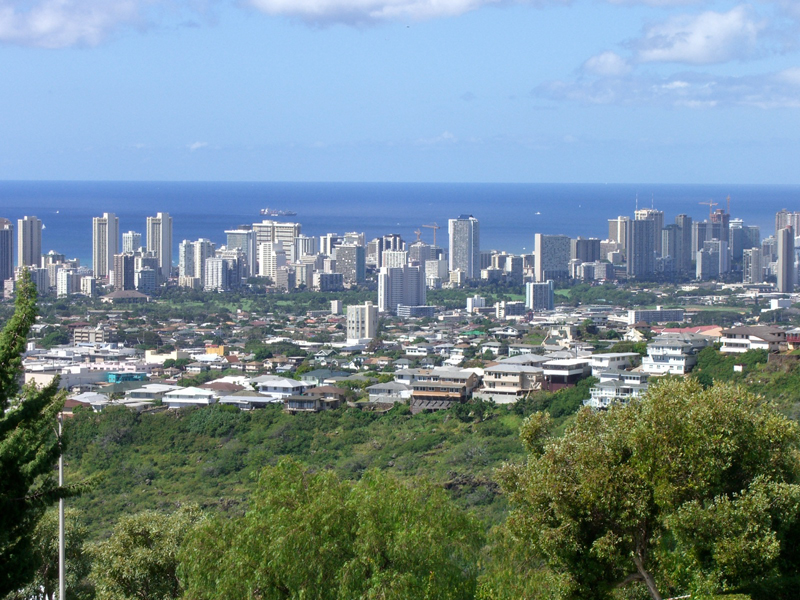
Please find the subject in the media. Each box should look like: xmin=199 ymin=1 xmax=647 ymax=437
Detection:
xmin=260 ymin=207 xmax=297 ymax=217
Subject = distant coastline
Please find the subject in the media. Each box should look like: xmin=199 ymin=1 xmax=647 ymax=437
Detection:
xmin=1 ymin=181 xmax=797 ymax=266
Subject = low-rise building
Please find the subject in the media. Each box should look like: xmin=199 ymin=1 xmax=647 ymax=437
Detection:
xmin=480 ymin=363 xmax=543 ymax=403
xmin=642 ymin=333 xmax=710 ymax=375
xmin=719 ymin=326 xmax=786 ymax=354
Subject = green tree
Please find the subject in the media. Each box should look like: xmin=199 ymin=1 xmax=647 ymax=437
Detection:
xmin=5 ymin=507 xmax=93 ymax=600
xmin=498 ymin=379 xmax=800 ymax=600
xmin=89 ymin=506 xmax=203 ymax=600
xmin=180 ymin=459 xmax=483 ymax=600
xmin=0 ymin=271 xmax=70 ymax=597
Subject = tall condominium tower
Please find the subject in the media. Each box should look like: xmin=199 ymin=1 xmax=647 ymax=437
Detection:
xmin=775 ymin=209 xmax=800 ymax=235
xmin=225 ymin=227 xmax=256 ymax=277
xmin=675 ymin=214 xmax=693 ymax=273
xmin=448 ymin=215 xmax=480 ymax=279
xmin=122 ymin=231 xmax=142 ymax=253
xmin=777 ymin=227 xmax=795 ymax=293
xmin=346 ymin=301 xmax=378 ymax=341
xmin=635 ymin=208 xmax=665 ymax=255
xmin=17 ymin=215 xmax=42 ymax=268
xmin=0 ymin=219 xmax=13 ymax=284
xmin=608 ymin=216 xmax=630 ymax=253
xmin=92 ymin=212 xmax=119 ymax=279
xmin=626 ymin=219 xmax=655 ymax=279
xmin=534 ymin=234 xmax=570 ymax=282
xmin=743 ymin=248 xmax=763 ymax=284
xmin=377 ymin=265 xmax=426 ymax=314
xmin=146 ymin=212 xmax=173 ymax=280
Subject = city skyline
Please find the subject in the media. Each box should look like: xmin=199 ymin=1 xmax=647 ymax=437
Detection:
xmin=1 ymin=1 xmax=799 ymax=183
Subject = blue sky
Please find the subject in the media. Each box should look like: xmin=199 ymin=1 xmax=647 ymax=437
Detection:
xmin=0 ymin=0 xmax=798 ymax=184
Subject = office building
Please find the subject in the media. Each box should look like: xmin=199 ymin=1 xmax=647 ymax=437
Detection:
xmin=0 ymin=219 xmax=12 ymax=284
xmin=122 ymin=231 xmax=142 ymax=254
xmin=319 ymin=233 xmax=342 ymax=257
xmin=346 ymin=301 xmax=378 ymax=341
xmin=709 ymin=209 xmax=730 ymax=243
xmin=253 ymin=220 xmax=301 ymax=249
xmin=146 ymin=212 xmax=172 ymax=280
xmin=408 ymin=241 xmax=432 ymax=265
xmin=17 ymin=216 xmax=42 ymax=268
xmin=335 ymin=244 xmax=366 ymax=284
xmin=525 ymin=280 xmax=555 ymax=311
xmin=743 ymin=248 xmax=763 ymax=284
xmin=448 ymin=215 xmax=480 ymax=279
xmin=635 ymin=208 xmax=665 ymax=255
xmin=626 ymin=219 xmax=655 ymax=279
xmin=377 ymin=265 xmax=426 ymax=314
xmin=135 ymin=268 xmax=158 ymax=294
xmin=777 ymin=227 xmax=795 ymax=293
xmin=534 ymin=234 xmax=570 ymax=282
xmin=92 ymin=212 xmax=119 ymax=280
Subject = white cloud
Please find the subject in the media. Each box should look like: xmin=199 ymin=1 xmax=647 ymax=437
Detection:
xmin=535 ymin=67 xmax=800 ymax=108
xmin=246 ymin=0 xmax=571 ymax=24
xmin=188 ymin=141 xmax=208 ymax=151
xmin=582 ymin=51 xmax=631 ymax=76
xmin=0 ymin=0 xmax=147 ymax=48
xmin=634 ymin=6 xmax=765 ymax=64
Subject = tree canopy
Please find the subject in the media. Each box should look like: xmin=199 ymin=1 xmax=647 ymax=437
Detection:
xmin=498 ymin=378 xmax=800 ymax=600
xmin=0 ymin=271 xmax=70 ymax=597
xmin=180 ymin=459 xmax=484 ymax=600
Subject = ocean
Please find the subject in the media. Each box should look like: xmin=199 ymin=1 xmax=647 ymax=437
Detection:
xmin=1 ymin=181 xmax=798 ymax=266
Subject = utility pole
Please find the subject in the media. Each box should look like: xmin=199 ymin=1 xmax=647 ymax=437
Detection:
xmin=59 ymin=412 xmax=65 ymax=600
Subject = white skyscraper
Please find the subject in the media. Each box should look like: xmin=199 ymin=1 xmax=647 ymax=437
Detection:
xmin=534 ymin=234 xmax=571 ymax=282
xmin=146 ymin=212 xmax=173 ymax=280
xmin=92 ymin=212 xmax=119 ymax=279
xmin=377 ymin=265 xmax=426 ymax=314
xmin=17 ymin=215 xmax=42 ymax=268
xmin=122 ymin=231 xmax=142 ymax=254
xmin=448 ymin=215 xmax=480 ymax=279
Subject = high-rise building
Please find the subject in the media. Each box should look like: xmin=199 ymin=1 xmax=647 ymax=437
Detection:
xmin=225 ymin=227 xmax=256 ymax=277
xmin=635 ymin=208 xmax=665 ymax=255
xmin=17 ymin=216 xmax=42 ymax=268
xmin=113 ymin=253 xmax=135 ymax=291
xmin=253 ymin=220 xmax=301 ymax=248
xmin=525 ymin=280 xmax=555 ymax=311
xmin=709 ymin=209 xmax=730 ymax=243
xmin=0 ymin=218 xmax=13 ymax=284
xmin=382 ymin=250 xmax=408 ymax=268
xmin=335 ymin=244 xmax=366 ymax=284
xmin=204 ymin=257 xmax=230 ymax=292
xmin=777 ymin=227 xmax=795 ymax=293
xmin=661 ymin=224 xmax=681 ymax=264
xmin=346 ymin=301 xmax=378 ymax=341
xmin=193 ymin=239 xmax=216 ymax=283
xmin=92 ymin=212 xmax=119 ymax=280
xmin=319 ymin=233 xmax=342 ymax=257
xmin=626 ymin=219 xmax=655 ymax=279
xmin=608 ymin=216 xmax=630 ymax=253
xmin=534 ymin=234 xmax=570 ymax=282
xmin=691 ymin=221 xmax=708 ymax=256
xmin=146 ymin=212 xmax=172 ymax=280
xmin=776 ymin=209 xmax=800 ymax=236
xmin=448 ymin=215 xmax=480 ymax=279
xmin=258 ymin=242 xmax=287 ymax=281
xmin=675 ymin=214 xmax=693 ymax=273
xmin=377 ymin=265 xmax=426 ymax=314
xmin=570 ymin=237 xmax=601 ymax=264
xmin=743 ymin=248 xmax=763 ymax=284
xmin=178 ymin=240 xmax=194 ymax=278
xmin=122 ymin=231 xmax=142 ymax=254
xmin=408 ymin=241 xmax=432 ymax=265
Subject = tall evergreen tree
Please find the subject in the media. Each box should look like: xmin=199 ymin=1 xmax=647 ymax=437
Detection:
xmin=0 ymin=270 xmax=69 ymax=597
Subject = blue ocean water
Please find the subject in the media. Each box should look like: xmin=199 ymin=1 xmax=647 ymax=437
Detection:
xmin=1 ymin=181 xmax=798 ymax=266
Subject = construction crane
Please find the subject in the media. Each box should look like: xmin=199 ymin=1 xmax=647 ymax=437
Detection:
xmin=422 ymin=223 xmax=441 ymax=246
xmin=413 ymin=229 xmax=422 ymax=242
xmin=699 ymin=199 xmax=718 ymax=219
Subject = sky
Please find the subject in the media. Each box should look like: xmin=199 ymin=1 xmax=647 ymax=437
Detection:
xmin=0 ymin=0 xmax=799 ymax=184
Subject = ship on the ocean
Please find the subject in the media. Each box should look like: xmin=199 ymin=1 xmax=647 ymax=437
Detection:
xmin=260 ymin=207 xmax=297 ymax=217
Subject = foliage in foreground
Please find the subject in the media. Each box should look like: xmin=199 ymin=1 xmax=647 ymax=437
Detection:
xmin=498 ymin=379 xmax=800 ymax=600
xmin=0 ymin=271 xmax=70 ymax=597
xmin=180 ymin=459 xmax=484 ymax=600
